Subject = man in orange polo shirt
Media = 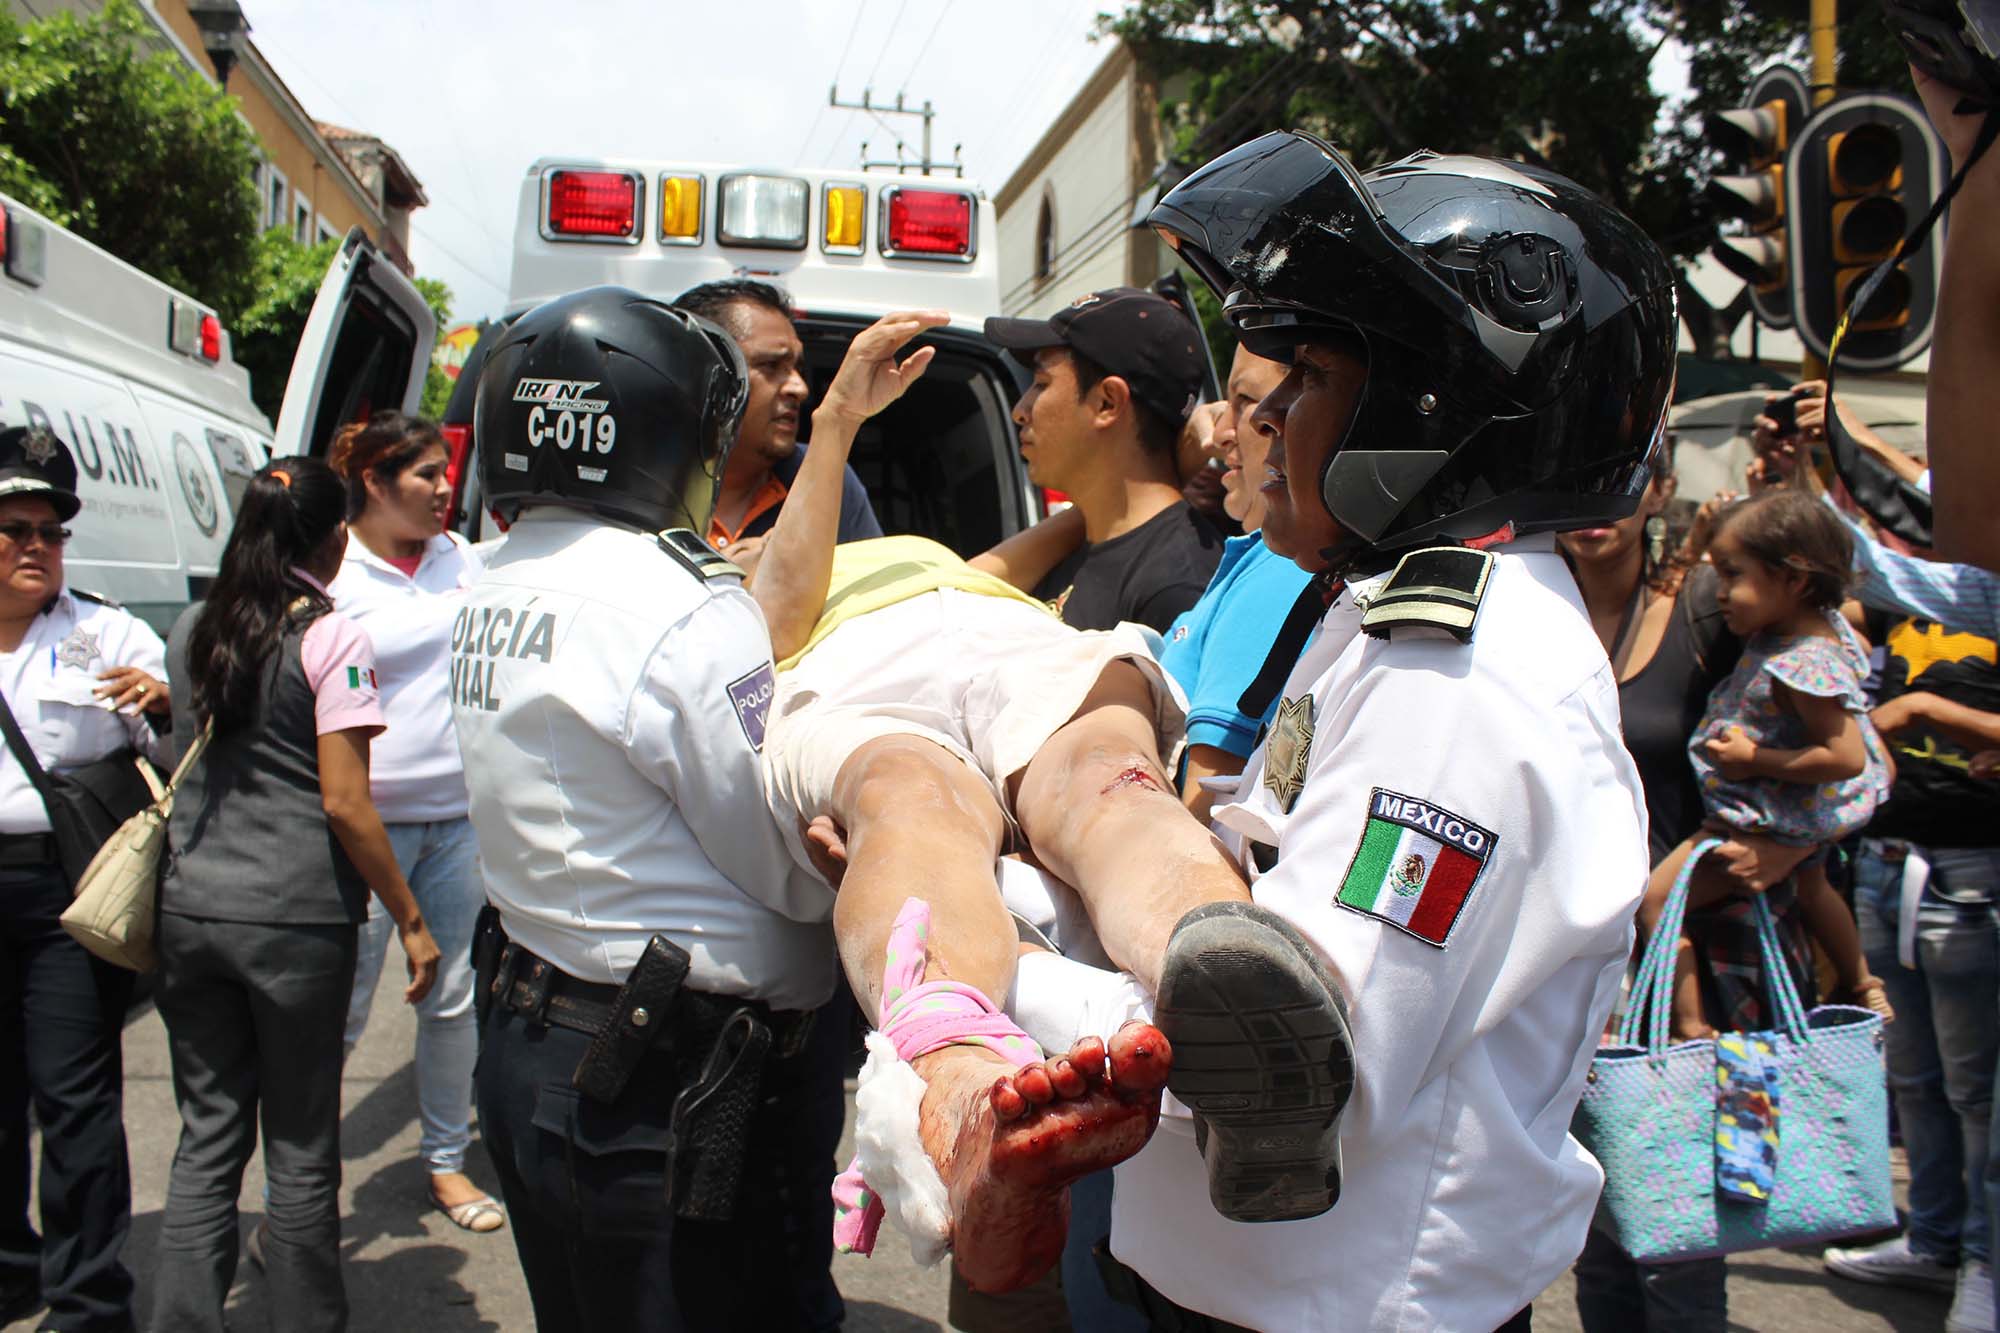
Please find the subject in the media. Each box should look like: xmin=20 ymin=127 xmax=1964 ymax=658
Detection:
xmin=673 ymin=280 xmax=883 ymax=564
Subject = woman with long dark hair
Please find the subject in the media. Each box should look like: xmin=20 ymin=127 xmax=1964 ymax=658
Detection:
xmin=149 ymin=457 xmax=439 ymax=1333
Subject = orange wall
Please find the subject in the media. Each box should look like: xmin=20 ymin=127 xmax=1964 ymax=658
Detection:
xmin=152 ymin=0 xmax=381 ymax=242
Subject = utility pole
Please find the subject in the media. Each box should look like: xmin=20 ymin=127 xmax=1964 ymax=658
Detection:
xmin=829 ymin=85 xmax=962 ymax=177
xmin=1801 ymin=0 xmax=1838 ymax=377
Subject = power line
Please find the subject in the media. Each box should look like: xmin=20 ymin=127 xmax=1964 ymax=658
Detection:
xmin=862 ymin=0 xmax=911 ymax=90
xmin=898 ymin=3 xmax=950 ymax=95
xmin=796 ymin=2 xmax=872 ymax=162
xmin=408 ymin=218 xmax=509 ymax=298
xmin=866 ymin=110 xmax=916 ymax=162
xmin=999 ymin=20 xmax=1328 ymax=312
xmin=973 ymin=4 xmax=1093 ymax=185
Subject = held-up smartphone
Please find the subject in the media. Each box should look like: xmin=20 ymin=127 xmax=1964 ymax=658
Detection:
xmin=1883 ymin=0 xmax=2000 ymax=99
xmin=1766 ymin=388 xmax=1805 ymax=436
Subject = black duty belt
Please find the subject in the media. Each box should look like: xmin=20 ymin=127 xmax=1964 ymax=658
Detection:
xmin=484 ymin=930 xmax=817 ymax=1223
xmin=0 ymin=832 xmax=58 ymax=868
xmin=491 ymin=945 xmax=815 ymax=1061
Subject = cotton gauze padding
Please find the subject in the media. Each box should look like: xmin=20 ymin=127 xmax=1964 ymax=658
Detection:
xmin=852 ymin=1030 xmax=951 ymax=1267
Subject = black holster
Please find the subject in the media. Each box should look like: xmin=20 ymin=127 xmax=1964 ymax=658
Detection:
xmin=573 ymin=934 xmax=688 ymax=1105
xmin=472 ymin=904 xmax=506 ymax=1027
xmin=666 ymin=1004 xmax=773 ymax=1221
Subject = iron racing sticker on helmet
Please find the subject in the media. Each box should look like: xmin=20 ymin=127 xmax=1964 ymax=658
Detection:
xmin=514 ymin=375 xmax=618 ymax=457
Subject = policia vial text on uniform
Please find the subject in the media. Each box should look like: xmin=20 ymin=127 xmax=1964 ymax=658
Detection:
xmin=449 ymin=601 xmax=556 ymax=711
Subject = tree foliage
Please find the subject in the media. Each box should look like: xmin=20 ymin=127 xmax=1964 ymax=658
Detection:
xmin=231 ymin=231 xmax=453 ymax=424
xmin=0 ymin=0 xmax=261 ymax=315
xmin=1 ymin=0 xmax=455 ymax=420
xmin=1103 ymin=1 xmax=1907 ymax=353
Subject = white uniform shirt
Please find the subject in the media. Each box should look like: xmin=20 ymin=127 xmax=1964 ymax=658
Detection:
xmin=1110 ymin=535 xmax=1647 ymax=1332
xmin=0 ymin=589 xmax=169 ymax=834
xmin=328 ymin=531 xmax=485 ymax=824
xmin=450 ymin=510 xmax=833 ymax=1010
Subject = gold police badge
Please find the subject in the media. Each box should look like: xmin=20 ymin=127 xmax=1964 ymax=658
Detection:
xmin=1262 ymin=694 xmax=1315 ymax=813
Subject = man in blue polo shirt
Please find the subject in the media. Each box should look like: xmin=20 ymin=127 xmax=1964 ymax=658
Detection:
xmin=1157 ymin=342 xmax=1308 ymax=821
xmin=673 ymin=279 xmax=883 ymax=565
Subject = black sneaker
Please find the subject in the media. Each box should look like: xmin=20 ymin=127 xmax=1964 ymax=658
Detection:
xmin=1154 ymin=901 xmax=1356 ymax=1223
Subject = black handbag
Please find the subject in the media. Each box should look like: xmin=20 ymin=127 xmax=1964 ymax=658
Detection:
xmin=0 ymin=688 xmax=158 ymax=887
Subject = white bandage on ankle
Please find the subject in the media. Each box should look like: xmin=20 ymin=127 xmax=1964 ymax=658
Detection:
xmin=852 ymin=1031 xmax=951 ymax=1267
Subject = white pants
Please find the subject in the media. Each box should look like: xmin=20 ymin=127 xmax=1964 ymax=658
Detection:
xmin=764 ymin=589 xmax=1184 ymax=830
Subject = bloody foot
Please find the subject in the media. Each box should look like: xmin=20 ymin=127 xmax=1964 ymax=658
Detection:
xmin=913 ymin=1022 xmax=1171 ymax=1293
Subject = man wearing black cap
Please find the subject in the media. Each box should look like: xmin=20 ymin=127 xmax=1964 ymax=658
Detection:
xmin=0 ymin=426 xmax=170 ymax=1332
xmin=986 ymin=288 xmax=1223 ymax=632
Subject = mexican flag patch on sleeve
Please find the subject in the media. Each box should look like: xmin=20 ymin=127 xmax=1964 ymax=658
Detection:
xmin=1336 ymin=788 xmax=1496 ymax=947
xmin=345 ymin=666 xmax=378 ymax=691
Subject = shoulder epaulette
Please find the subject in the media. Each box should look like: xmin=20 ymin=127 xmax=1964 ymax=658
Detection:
xmin=655 ymin=529 xmax=745 ymax=583
xmin=70 ymin=587 xmax=123 ymax=609
xmin=1359 ymin=546 xmax=1495 ymax=644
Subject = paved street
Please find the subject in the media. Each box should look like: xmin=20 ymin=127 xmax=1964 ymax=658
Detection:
xmin=6 ymin=970 xmax=1950 ymax=1331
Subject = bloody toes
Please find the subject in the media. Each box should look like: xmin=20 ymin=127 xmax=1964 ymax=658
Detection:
xmin=917 ymin=1033 xmax=1176 ymax=1294
xmin=1107 ymin=1021 xmax=1173 ymax=1094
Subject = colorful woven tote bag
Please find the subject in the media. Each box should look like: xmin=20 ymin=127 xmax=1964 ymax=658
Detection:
xmin=1574 ymin=839 xmax=1895 ymax=1263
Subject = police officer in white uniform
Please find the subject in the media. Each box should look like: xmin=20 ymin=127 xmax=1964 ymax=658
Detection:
xmin=452 ymin=288 xmax=834 ymax=1332
xmin=1065 ymin=137 xmax=1677 ymax=1331
xmin=0 ymin=426 xmax=171 ymax=1331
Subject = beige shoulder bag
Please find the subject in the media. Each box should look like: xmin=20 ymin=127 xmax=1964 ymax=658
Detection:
xmin=60 ymin=723 xmax=212 ymax=971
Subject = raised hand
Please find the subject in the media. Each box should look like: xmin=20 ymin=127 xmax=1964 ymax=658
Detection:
xmin=818 ymin=309 xmax=950 ymax=429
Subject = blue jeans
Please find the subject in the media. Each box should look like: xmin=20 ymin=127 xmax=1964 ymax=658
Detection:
xmin=1855 ymin=840 xmax=2000 ymax=1265
xmin=343 ymin=818 xmax=484 ymax=1175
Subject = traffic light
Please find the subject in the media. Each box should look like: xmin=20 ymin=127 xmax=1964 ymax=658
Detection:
xmin=1706 ymin=65 xmax=1809 ymax=331
xmin=1787 ymin=92 xmax=1948 ymax=372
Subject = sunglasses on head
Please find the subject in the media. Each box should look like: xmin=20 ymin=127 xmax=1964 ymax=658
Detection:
xmin=0 ymin=521 xmax=72 ymax=548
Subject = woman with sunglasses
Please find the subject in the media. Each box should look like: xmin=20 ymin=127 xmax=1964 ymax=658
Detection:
xmin=149 ymin=456 xmax=439 ymax=1333
xmin=0 ymin=425 xmax=170 ymax=1333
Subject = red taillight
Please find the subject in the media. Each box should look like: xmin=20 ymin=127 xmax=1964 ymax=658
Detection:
xmin=546 ymin=170 xmax=638 ymax=238
xmin=199 ymin=313 xmax=221 ymax=362
xmin=885 ymin=188 xmax=972 ymax=257
xmin=1040 ymin=487 xmax=1071 ymax=514
xmin=442 ymin=422 xmax=473 ymax=516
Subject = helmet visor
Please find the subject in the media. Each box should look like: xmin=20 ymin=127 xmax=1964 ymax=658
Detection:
xmin=1150 ymin=132 xmax=1470 ymax=360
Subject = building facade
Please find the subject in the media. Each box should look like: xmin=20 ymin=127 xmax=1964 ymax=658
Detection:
xmin=994 ymin=43 xmax=1176 ymax=319
xmin=7 ymin=0 xmax=426 ymax=272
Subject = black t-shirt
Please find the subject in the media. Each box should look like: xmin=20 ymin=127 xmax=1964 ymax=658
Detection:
xmin=1866 ymin=612 xmax=2000 ymax=849
xmin=1616 ymin=564 xmax=1742 ymax=865
xmin=1031 ymin=501 xmax=1224 ymax=632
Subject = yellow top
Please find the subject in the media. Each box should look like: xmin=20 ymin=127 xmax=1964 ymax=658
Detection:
xmin=777 ymin=535 xmax=1054 ymax=670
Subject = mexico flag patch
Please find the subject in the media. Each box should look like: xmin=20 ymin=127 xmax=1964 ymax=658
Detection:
xmin=345 ymin=666 xmax=378 ymax=691
xmin=1336 ymin=788 xmax=1495 ymax=947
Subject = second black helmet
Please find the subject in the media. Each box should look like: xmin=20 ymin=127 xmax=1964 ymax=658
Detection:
xmin=474 ymin=286 xmax=748 ymax=534
xmin=1149 ymin=133 xmax=1678 ymax=563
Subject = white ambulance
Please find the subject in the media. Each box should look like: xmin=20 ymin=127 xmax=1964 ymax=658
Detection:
xmin=0 ymin=194 xmax=436 ymax=631
xmin=442 ymin=160 xmax=1043 ymax=554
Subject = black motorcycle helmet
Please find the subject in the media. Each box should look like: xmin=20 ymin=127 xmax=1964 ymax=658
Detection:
xmin=1148 ymin=133 xmax=1678 ymax=567
xmin=474 ymin=286 xmax=748 ymax=534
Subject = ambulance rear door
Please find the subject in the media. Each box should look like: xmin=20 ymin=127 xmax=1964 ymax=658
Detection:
xmin=273 ymin=228 xmax=436 ymax=460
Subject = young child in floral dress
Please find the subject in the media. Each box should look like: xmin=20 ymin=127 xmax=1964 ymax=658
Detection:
xmin=1642 ymin=489 xmax=1894 ymax=1038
